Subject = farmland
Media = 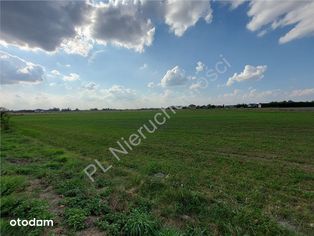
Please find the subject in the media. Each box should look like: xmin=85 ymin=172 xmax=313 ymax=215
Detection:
xmin=1 ymin=109 xmax=314 ymax=235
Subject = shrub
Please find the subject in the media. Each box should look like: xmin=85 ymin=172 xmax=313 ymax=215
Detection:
xmin=96 ymin=220 xmax=120 ymax=235
xmin=0 ymin=108 xmax=10 ymax=130
xmin=64 ymin=208 xmax=87 ymax=230
xmin=96 ymin=212 xmax=127 ymax=235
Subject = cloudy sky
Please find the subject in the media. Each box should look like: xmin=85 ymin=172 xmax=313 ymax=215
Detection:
xmin=1 ymin=0 xmax=314 ymax=109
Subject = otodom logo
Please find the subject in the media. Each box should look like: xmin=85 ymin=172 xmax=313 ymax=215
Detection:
xmin=9 ymin=218 xmax=54 ymax=227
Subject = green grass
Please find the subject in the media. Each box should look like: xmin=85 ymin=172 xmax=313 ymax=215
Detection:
xmin=1 ymin=109 xmax=313 ymax=235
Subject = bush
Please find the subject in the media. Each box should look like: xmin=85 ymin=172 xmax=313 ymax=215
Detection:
xmin=96 ymin=220 xmax=120 ymax=235
xmin=64 ymin=208 xmax=87 ymax=230
xmin=96 ymin=212 xmax=127 ymax=235
xmin=0 ymin=108 xmax=10 ymax=130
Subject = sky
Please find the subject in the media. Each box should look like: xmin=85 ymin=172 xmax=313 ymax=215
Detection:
xmin=0 ymin=0 xmax=314 ymax=110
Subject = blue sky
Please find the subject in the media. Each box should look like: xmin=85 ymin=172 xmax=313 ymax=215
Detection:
xmin=1 ymin=0 xmax=314 ymax=109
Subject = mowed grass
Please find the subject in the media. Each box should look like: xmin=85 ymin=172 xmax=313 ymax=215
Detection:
xmin=1 ymin=109 xmax=314 ymax=235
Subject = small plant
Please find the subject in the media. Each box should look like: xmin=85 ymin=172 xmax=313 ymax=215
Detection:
xmin=133 ymin=197 xmax=152 ymax=213
xmin=96 ymin=220 xmax=120 ymax=235
xmin=158 ymin=228 xmax=182 ymax=236
xmin=64 ymin=208 xmax=87 ymax=230
xmin=174 ymin=190 xmax=207 ymax=214
xmin=184 ymin=226 xmax=209 ymax=236
xmin=96 ymin=212 xmax=127 ymax=235
xmin=1 ymin=176 xmax=26 ymax=196
xmin=86 ymin=197 xmax=111 ymax=215
xmin=123 ymin=209 xmax=159 ymax=236
xmin=0 ymin=108 xmax=10 ymax=131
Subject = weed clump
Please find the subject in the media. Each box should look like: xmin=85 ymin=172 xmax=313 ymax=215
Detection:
xmin=0 ymin=108 xmax=10 ymax=131
xmin=96 ymin=212 xmax=127 ymax=235
xmin=64 ymin=208 xmax=87 ymax=230
xmin=123 ymin=209 xmax=159 ymax=236
xmin=1 ymin=176 xmax=26 ymax=196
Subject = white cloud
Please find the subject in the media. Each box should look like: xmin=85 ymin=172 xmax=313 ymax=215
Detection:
xmin=242 ymin=88 xmax=280 ymax=100
xmin=63 ymin=73 xmax=80 ymax=81
xmin=101 ymin=85 xmax=136 ymax=100
xmin=222 ymin=89 xmax=241 ymax=98
xmin=227 ymin=65 xmax=267 ymax=86
xmin=91 ymin=1 xmax=155 ymax=53
xmin=161 ymin=65 xmax=188 ymax=87
xmin=195 ymin=61 xmax=205 ymax=73
xmin=189 ymin=77 xmax=209 ymax=91
xmin=229 ymin=0 xmax=247 ymax=10
xmin=290 ymin=88 xmax=314 ymax=98
xmin=244 ymin=0 xmax=314 ymax=44
xmin=0 ymin=51 xmax=45 ymax=84
xmin=164 ymin=0 xmax=212 ymax=37
xmin=50 ymin=70 xmax=61 ymax=76
xmin=147 ymin=82 xmax=156 ymax=88
xmin=140 ymin=63 xmax=148 ymax=70
xmin=189 ymin=82 xmax=203 ymax=90
xmin=61 ymin=30 xmax=93 ymax=57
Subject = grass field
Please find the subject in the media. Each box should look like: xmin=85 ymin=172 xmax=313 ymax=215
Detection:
xmin=1 ymin=109 xmax=314 ymax=235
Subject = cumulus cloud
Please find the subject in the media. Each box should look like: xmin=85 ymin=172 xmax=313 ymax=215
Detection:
xmin=241 ymin=0 xmax=314 ymax=44
xmin=195 ymin=61 xmax=206 ymax=73
xmin=243 ymin=88 xmax=280 ymax=100
xmin=0 ymin=51 xmax=45 ymax=84
xmin=101 ymin=85 xmax=136 ymax=100
xmin=50 ymin=70 xmax=61 ymax=76
xmin=189 ymin=77 xmax=208 ymax=91
xmin=227 ymin=65 xmax=267 ymax=86
xmin=0 ymin=0 xmax=216 ymax=54
xmin=63 ymin=73 xmax=80 ymax=82
xmin=189 ymin=82 xmax=203 ymax=90
xmin=164 ymin=0 xmax=212 ymax=37
xmin=91 ymin=1 xmax=155 ymax=52
xmin=147 ymin=82 xmax=157 ymax=88
xmin=61 ymin=30 xmax=93 ymax=57
xmin=0 ymin=1 xmax=91 ymax=51
xmin=290 ymin=88 xmax=314 ymax=98
xmin=229 ymin=0 xmax=247 ymax=10
xmin=161 ymin=66 xmax=189 ymax=87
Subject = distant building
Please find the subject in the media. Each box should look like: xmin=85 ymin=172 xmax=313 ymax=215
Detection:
xmin=248 ymin=103 xmax=258 ymax=108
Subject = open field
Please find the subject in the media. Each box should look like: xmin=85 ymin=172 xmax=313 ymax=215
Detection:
xmin=1 ymin=109 xmax=314 ymax=235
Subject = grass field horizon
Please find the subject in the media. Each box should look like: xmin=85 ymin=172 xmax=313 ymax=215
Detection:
xmin=1 ymin=109 xmax=313 ymax=235
xmin=2 ymin=1 xmax=314 ymax=235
